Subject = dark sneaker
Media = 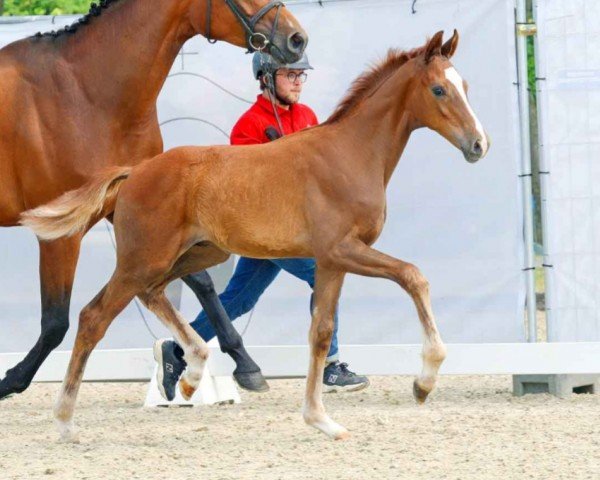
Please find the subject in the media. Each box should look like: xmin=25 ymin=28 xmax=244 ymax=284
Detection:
xmin=153 ymin=339 xmax=186 ymax=401
xmin=323 ymin=361 xmax=370 ymax=393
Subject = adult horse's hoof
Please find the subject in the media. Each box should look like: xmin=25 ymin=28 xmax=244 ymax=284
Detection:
xmin=0 ymin=377 xmax=18 ymax=401
xmin=233 ymin=370 xmax=269 ymax=393
xmin=412 ymin=379 xmax=430 ymax=405
xmin=0 ymin=381 xmax=10 ymax=401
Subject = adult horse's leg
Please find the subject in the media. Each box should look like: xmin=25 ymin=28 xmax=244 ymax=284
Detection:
xmin=182 ymin=271 xmax=268 ymax=392
xmin=302 ymin=266 xmax=349 ymax=440
xmin=323 ymin=238 xmax=446 ymax=404
xmin=0 ymin=236 xmax=81 ymax=399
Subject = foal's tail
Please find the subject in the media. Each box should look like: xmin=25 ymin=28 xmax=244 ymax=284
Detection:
xmin=20 ymin=166 xmax=133 ymax=241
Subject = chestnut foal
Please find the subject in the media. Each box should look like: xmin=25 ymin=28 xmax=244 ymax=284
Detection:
xmin=23 ymin=30 xmax=489 ymax=441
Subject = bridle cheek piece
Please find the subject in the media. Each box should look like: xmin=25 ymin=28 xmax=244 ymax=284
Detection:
xmin=205 ymin=0 xmax=285 ymax=54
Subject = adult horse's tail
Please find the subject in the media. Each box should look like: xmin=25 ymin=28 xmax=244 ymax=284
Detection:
xmin=21 ymin=166 xmax=132 ymax=240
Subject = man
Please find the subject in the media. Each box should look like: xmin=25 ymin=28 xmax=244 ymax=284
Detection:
xmin=154 ymin=52 xmax=369 ymax=400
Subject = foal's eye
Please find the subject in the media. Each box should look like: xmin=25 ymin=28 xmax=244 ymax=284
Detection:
xmin=432 ymin=86 xmax=445 ymax=97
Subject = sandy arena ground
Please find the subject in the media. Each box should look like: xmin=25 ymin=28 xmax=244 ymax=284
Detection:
xmin=1 ymin=375 xmax=599 ymax=480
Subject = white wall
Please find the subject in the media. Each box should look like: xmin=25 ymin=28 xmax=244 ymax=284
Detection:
xmin=0 ymin=0 xmax=525 ymax=360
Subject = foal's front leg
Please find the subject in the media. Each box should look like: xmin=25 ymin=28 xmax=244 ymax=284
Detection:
xmin=323 ymin=238 xmax=446 ymax=404
xmin=302 ymin=266 xmax=349 ymax=440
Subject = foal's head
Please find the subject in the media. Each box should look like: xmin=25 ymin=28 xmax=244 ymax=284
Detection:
xmin=407 ymin=30 xmax=490 ymax=163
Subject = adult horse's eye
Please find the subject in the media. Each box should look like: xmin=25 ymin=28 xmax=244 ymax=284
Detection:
xmin=432 ymin=86 xmax=445 ymax=97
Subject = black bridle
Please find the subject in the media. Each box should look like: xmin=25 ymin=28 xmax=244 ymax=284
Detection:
xmin=205 ymin=0 xmax=285 ymax=55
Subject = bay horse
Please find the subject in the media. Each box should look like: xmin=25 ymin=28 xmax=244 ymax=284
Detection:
xmin=22 ymin=30 xmax=489 ymax=441
xmin=0 ymin=0 xmax=307 ymax=399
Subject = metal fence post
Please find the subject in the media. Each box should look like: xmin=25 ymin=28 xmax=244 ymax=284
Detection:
xmin=516 ymin=0 xmax=538 ymax=342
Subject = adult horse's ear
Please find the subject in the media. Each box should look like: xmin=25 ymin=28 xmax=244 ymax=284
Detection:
xmin=441 ymin=29 xmax=459 ymax=59
xmin=424 ymin=30 xmax=444 ymax=63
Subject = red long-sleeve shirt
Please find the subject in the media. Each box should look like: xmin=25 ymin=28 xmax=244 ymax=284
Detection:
xmin=230 ymin=94 xmax=318 ymax=145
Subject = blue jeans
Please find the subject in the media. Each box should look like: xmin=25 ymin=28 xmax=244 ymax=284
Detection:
xmin=190 ymin=257 xmax=339 ymax=362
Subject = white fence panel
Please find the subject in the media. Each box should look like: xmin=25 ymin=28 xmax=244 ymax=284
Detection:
xmin=536 ymin=0 xmax=600 ymax=342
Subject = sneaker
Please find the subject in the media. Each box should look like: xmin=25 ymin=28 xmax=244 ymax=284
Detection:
xmin=323 ymin=361 xmax=370 ymax=393
xmin=153 ymin=339 xmax=187 ymax=401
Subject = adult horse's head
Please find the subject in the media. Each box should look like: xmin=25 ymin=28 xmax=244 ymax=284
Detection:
xmin=196 ymin=0 xmax=308 ymax=64
xmin=407 ymin=30 xmax=489 ymax=163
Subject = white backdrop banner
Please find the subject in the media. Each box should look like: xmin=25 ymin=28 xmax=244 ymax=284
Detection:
xmin=0 ymin=0 xmax=525 ymax=356
xmin=536 ymin=0 xmax=600 ymax=342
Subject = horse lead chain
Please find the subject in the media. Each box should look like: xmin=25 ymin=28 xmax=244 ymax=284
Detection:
xmin=205 ymin=0 xmax=284 ymax=54
xmin=258 ymin=52 xmax=286 ymax=136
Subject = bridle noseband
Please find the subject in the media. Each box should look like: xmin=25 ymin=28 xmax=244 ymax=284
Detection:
xmin=205 ymin=0 xmax=285 ymax=55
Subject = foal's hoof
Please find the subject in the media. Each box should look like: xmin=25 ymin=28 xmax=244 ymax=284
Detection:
xmin=179 ymin=378 xmax=196 ymax=401
xmin=413 ymin=379 xmax=431 ymax=405
xmin=304 ymin=412 xmax=349 ymax=440
xmin=58 ymin=431 xmax=80 ymax=444
xmin=233 ymin=370 xmax=269 ymax=393
xmin=334 ymin=429 xmax=351 ymax=441
xmin=56 ymin=422 xmax=80 ymax=444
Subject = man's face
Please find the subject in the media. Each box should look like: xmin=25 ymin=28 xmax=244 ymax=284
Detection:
xmin=274 ymin=68 xmax=306 ymax=105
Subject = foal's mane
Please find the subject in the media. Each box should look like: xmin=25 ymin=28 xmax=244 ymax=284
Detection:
xmin=325 ymin=45 xmax=427 ymax=124
xmin=34 ymin=0 xmax=121 ymax=39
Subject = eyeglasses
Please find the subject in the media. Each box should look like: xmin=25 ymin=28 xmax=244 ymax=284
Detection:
xmin=276 ymin=71 xmax=308 ymax=83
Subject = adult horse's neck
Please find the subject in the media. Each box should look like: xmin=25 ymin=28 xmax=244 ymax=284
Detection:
xmin=56 ymin=0 xmax=204 ymax=120
xmin=331 ymin=63 xmax=418 ymax=187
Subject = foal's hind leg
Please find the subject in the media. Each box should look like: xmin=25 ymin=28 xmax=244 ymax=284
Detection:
xmin=139 ymin=289 xmax=209 ymax=400
xmin=151 ymin=243 xmax=256 ymax=398
xmin=321 ymin=238 xmax=446 ymax=404
xmin=302 ymin=266 xmax=349 ymax=440
xmin=54 ymin=276 xmax=139 ymax=442
xmin=0 ymin=236 xmax=81 ymax=400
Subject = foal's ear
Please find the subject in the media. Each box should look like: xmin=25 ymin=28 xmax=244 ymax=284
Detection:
xmin=441 ymin=29 xmax=459 ymax=59
xmin=424 ymin=30 xmax=444 ymax=63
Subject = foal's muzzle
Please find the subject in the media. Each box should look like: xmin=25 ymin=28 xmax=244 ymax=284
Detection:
xmin=461 ymin=133 xmax=490 ymax=163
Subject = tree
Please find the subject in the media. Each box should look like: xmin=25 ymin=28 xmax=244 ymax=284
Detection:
xmin=2 ymin=0 xmax=90 ymax=16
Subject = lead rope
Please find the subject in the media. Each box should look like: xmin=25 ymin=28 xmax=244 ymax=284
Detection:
xmin=205 ymin=0 xmax=218 ymax=44
xmin=259 ymin=49 xmax=285 ymax=135
xmin=265 ymin=76 xmax=285 ymax=136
